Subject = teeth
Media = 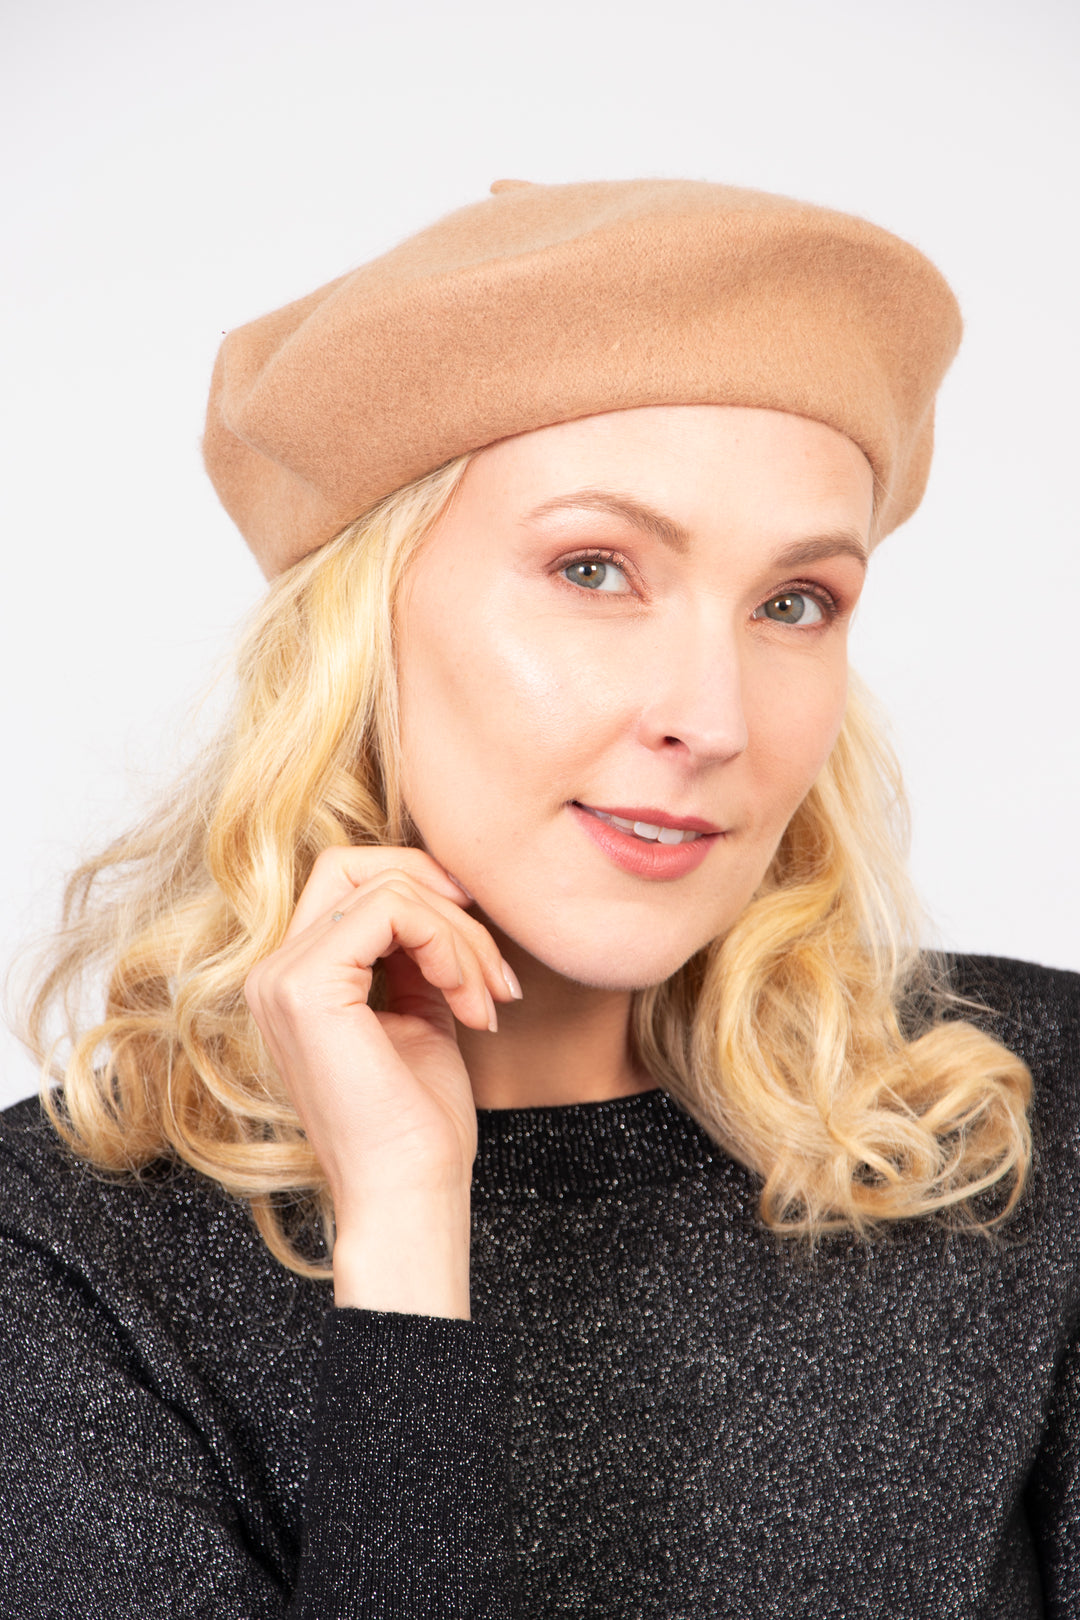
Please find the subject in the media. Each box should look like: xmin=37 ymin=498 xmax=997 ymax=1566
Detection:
xmin=586 ymin=808 xmax=702 ymax=844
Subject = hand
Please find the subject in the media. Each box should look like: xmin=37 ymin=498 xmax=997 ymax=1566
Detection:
xmin=243 ymin=846 xmax=521 ymax=1314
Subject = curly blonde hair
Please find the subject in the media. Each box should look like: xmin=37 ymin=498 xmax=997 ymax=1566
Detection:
xmin=10 ymin=453 xmax=1032 ymax=1275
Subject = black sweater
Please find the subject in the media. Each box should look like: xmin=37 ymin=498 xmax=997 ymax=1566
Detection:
xmin=1 ymin=954 xmax=1078 ymax=1618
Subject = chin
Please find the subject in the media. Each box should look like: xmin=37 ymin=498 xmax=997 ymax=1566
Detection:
xmin=481 ymin=902 xmax=714 ymax=995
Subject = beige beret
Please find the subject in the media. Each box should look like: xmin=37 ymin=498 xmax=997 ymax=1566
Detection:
xmin=203 ymin=177 xmax=963 ymax=578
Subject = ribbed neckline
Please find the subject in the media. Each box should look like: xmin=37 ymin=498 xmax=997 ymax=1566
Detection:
xmin=472 ymin=1086 xmax=722 ymax=1200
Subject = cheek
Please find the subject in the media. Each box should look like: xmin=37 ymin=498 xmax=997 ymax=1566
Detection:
xmin=397 ymin=584 xmax=606 ymax=825
xmin=745 ymin=659 xmax=849 ymax=826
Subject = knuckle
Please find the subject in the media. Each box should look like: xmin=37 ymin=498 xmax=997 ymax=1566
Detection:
xmin=395 ymin=846 xmax=442 ymax=867
xmin=243 ymin=955 xmax=276 ymax=998
xmin=370 ymin=874 xmax=428 ymax=912
xmin=386 ymin=847 xmax=463 ymax=891
xmin=457 ymin=911 xmax=500 ymax=959
xmin=311 ymin=844 xmax=348 ymax=875
xmin=273 ymin=973 xmax=315 ymax=1017
xmin=371 ymin=869 xmax=414 ymax=890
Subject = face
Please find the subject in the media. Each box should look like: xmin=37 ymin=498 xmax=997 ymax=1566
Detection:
xmin=395 ymin=405 xmax=873 ymax=993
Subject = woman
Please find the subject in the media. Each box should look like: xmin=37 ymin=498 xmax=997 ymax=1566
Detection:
xmin=2 ymin=177 xmax=1076 ymax=1618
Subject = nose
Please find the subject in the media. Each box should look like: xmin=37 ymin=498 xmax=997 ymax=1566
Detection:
xmin=634 ymin=612 xmax=750 ymax=764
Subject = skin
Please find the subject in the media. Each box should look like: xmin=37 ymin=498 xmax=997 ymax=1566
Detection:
xmin=244 ymin=404 xmax=874 ymax=1317
xmin=397 ymin=404 xmax=873 ymax=1107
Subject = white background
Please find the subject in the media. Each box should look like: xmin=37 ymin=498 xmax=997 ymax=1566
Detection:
xmin=2 ymin=0 xmax=1077 ymax=1109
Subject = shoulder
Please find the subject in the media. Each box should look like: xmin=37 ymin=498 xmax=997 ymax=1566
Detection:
xmin=0 ymin=1090 xmax=216 ymax=1239
xmin=0 ymin=1093 xmax=297 ymax=1329
xmin=0 ymin=1092 xmax=111 ymax=1241
xmin=943 ymin=951 xmax=1080 ymax=1080
xmin=944 ymin=951 xmax=1080 ymax=1212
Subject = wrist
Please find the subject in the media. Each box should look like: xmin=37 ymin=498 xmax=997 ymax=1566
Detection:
xmin=332 ymin=1187 xmax=472 ymax=1319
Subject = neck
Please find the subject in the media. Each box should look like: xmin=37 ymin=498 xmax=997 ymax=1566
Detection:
xmin=454 ymin=911 xmax=657 ymax=1110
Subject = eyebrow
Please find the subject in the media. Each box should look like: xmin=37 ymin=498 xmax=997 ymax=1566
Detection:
xmin=523 ymin=488 xmax=869 ymax=572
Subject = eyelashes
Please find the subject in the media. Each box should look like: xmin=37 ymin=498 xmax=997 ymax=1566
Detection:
xmin=762 ymin=582 xmax=842 ymax=624
xmin=556 ymin=549 xmax=843 ymax=624
xmin=559 ymin=550 xmax=635 ymax=595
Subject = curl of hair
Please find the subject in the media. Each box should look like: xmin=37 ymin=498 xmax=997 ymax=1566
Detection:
xmin=9 ymin=455 xmax=1032 ymax=1276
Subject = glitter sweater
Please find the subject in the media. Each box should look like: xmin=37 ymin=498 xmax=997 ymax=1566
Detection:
xmin=1 ymin=953 xmax=1078 ymax=1619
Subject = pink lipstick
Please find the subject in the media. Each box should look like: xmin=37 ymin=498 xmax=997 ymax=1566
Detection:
xmin=568 ymin=801 xmax=722 ymax=880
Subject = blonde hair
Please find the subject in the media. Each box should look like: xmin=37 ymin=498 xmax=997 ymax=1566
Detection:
xmin=11 ymin=455 xmax=1032 ymax=1275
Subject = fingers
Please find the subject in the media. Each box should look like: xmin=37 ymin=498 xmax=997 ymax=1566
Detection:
xmin=381 ymin=942 xmax=495 ymax=1036
xmin=283 ymin=847 xmax=522 ymax=1010
xmin=337 ymin=874 xmax=519 ymax=996
xmin=286 ymin=845 xmax=470 ymax=940
xmin=248 ymin=877 xmax=512 ymax=1037
xmin=326 ymin=876 xmax=515 ymax=1030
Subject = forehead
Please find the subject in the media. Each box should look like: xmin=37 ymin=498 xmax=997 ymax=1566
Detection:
xmin=461 ymin=404 xmax=876 ymax=544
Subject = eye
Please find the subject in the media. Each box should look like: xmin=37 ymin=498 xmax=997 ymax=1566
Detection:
xmin=561 ymin=553 xmax=633 ymax=594
xmin=752 ymin=590 xmax=828 ymax=626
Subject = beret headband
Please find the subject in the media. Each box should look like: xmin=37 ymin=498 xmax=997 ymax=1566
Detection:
xmin=203 ymin=177 xmax=963 ymax=579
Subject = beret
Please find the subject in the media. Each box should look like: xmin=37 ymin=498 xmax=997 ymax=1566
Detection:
xmin=203 ymin=177 xmax=963 ymax=579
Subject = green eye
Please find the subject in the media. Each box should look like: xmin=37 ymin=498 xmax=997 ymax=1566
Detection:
xmin=563 ymin=558 xmax=630 ymax=593
xmin=754 ymin=592 xmax=823 ymax=625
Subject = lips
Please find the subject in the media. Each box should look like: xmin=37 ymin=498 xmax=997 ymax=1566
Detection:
xmin=571 ymin=802 xmax=723 ymax=837
xmin=567 ymin=801 xmax=720 ymax=880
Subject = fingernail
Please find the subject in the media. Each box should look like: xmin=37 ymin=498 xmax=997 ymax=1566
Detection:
xmin=484 ymin=989 xmax=498 ymax=1033
xmin=501 ymin=959 xmax=523 ymax=1000
xmin=445 ymin=870 xmax=475 ymax=902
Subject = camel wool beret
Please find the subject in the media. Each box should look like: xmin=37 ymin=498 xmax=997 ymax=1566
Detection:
xmin=203 ymin=177 xmax=963 ymax=579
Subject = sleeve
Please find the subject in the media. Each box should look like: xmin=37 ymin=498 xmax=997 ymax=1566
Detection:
xmin=294 ymin=1309 xmax=517 ymax=1618
xmin=1025 ymin=1328 xmax=1080 ymax=1619
xmin=0 ymin=1225 xmax=518 ymax=1619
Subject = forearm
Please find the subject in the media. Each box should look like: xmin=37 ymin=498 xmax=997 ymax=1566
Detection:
xmin=291 ymin=1307 xmax=517 ymax=1619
